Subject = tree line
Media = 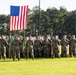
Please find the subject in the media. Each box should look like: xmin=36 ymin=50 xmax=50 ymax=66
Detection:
xmin=0 ymin=6 xmax=76 ymax=37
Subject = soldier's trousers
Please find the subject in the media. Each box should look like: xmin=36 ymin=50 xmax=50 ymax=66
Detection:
xmin=69 ymin=47 xmax=76 ymax=57
xmin=12 ymin=49 xmax=20 ymax=61
xmin=44 ymin=48 xmax=50 ymax=58
xmin=3 ymin=46 xmax=6 ymax=60
xmin=8 ymin=45 xmax=12 ymax=58
xmin=53 ymin=48 xmax=60 ymax=58
xmin=61 ymin=47 xmax=68 ymax=57
xmin=0 ymin=46 xmax=6 ymax=60
xmin=34 ymin=48 xmax=41 ymax=58
xmin=26 ymin=48 xmax=34 ymax=59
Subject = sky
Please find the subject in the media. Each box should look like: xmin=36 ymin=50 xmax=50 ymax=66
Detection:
xmin=0 ymin=0 xmax=76 ymax=15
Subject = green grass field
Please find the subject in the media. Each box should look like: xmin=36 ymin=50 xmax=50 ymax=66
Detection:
xmin=0 ymin=58 xmax=76 ymax=75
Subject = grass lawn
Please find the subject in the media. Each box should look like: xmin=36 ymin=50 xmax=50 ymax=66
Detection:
xmin=0 ymin=58 xmax=76 ymax=75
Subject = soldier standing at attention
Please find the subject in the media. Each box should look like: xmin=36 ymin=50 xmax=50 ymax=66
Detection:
xmin=26 ymin=36 xmax=34 ymax=60
xmin=0 ymin=36 xmax=8 ymax=60
xmin=7 ymin=36 xmax=12 ymax=59
xmin=52 ymin=35 xmax=61 ymax=58
xmin=69 ymin=35 xmax=76 ymax=57
xmin=61 ymin=35 xmax=69 ymax=57
xmin=11 ymin=37 xmax=21 ymax=61
xmin=34 ymin=37 xmax=42 ymax=58
xmin=42 ymin=37 xmax=51 ymax=58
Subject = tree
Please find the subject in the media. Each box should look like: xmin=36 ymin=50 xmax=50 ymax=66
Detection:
xmin=65 ymin=10 xmax=76 ymax=35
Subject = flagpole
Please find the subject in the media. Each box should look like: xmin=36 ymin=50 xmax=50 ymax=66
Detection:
xmin=8 ymin=24 xmax=12 ymax=58
xmin=23 ymin=30 xmax=25 ymax=44
xmin=8 ymin=31 xmax=11 ymax=58
xmin=22 ymin=5 xmax=28 ymax=51
xmin=38 ymin=0 xmax=40 ymax=36
xmin=22 ymin=25 xmax=26 ymax=51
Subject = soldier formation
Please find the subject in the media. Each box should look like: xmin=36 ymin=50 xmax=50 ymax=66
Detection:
xmin=0 ymin=34 xmax=76 ymax=61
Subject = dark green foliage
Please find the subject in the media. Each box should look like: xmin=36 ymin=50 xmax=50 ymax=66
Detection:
xmin=0 ymin=6 xmax=76 ymax=36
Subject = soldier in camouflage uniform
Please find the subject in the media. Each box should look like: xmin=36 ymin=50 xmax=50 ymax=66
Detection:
xmin=26 ymin=36 xmax=34 ymax=60
xmin=42 ymin=37 xmax=51 ymax=58
xmin=52 ymin=35 xmax=60 ymax=58
xmin=7 ymin=36 xmax=12 ymax=59
xmin=0 ymin=36 xmax=8 ymax=60
xmin=61 ymin=35 xmax=69 ymax=57
xmin=11 ymin=37 xmax=21 ymax=61
xmin=34 ymin=37 xmax=42 ymax=58
xmin=69 ymin=35 xmax=76 ymax=57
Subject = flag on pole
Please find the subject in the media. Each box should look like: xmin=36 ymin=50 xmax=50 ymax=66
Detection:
xmin=7 ymin=35 xmax=12 ymax=44
xmin=10 ymin=5 xmax=28 ymax=31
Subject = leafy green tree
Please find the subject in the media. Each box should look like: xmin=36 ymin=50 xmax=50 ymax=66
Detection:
xmin=65 ymin=10 xmax=76 ymax=35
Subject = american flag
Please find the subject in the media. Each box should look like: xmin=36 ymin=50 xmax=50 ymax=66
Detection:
xmin=10 ymin=5 xmax=28 ymax=31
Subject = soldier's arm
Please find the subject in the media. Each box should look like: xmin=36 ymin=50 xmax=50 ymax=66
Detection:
xmin=58 ymin=39 xmax=61 ymax=45
xmin=4 ymin=40 xmax=8 ymax=46
xmin=26 ymin=41 xmax=28 ymax=47
xmin=30 ymin=41 xmax=33 ymax=49
xmin=66 ymin=39 xmax=69 ymax=45
xmin=61 ymin=39 xmax=63 ymax=46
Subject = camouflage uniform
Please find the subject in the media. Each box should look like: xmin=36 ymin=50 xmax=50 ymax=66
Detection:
xmin=52 ymin=36 xmax=60 ymax=58
xmin=0 ymin=37 xmax=7 ymax=60
xmin=26 ymin=38 xmax=34 ymax=60
xmin=69 ymin=35 xmax=76 ymax=57
xmin=7 ymin=37 xmax=12 ymax=58
xmin=11 ymin=38 xmax=21 ymax=61
xmin=43 ymin=39 xmax=51 ymax=58
xmin=19 ymin=37 xmax=24 ymax=58
xmin=34 ymin=39 xmax=42 ymax=58
xmin=61 ymin=35 xmax=69 ymax=57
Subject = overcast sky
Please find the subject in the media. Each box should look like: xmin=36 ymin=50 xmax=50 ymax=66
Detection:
xmin=0 ymin=0 xmax=76 ymax=15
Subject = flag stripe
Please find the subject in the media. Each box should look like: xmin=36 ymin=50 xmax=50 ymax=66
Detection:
xmin=24 ymin=6 xmax=26 ymax=29
xmin=17 ymin=16 xmax=19 ymax=30
xmin=26 ymin=6 xmax=28 ymax=29
xmin=14 ymin=17 xmax=16 ymax=30
xmin=23 ymin=6 xmax=25 ymax=29
xmin=12 ymin=16 xmax=14 ymax=30
xmin=20 ymin=6 xmax=23 ymax=30
xmin=10 ymin=5 xmax=28 ymax=31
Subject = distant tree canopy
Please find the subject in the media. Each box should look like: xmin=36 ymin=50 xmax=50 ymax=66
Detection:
xmin=0 ymin=6 xmax=76 ymax=36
